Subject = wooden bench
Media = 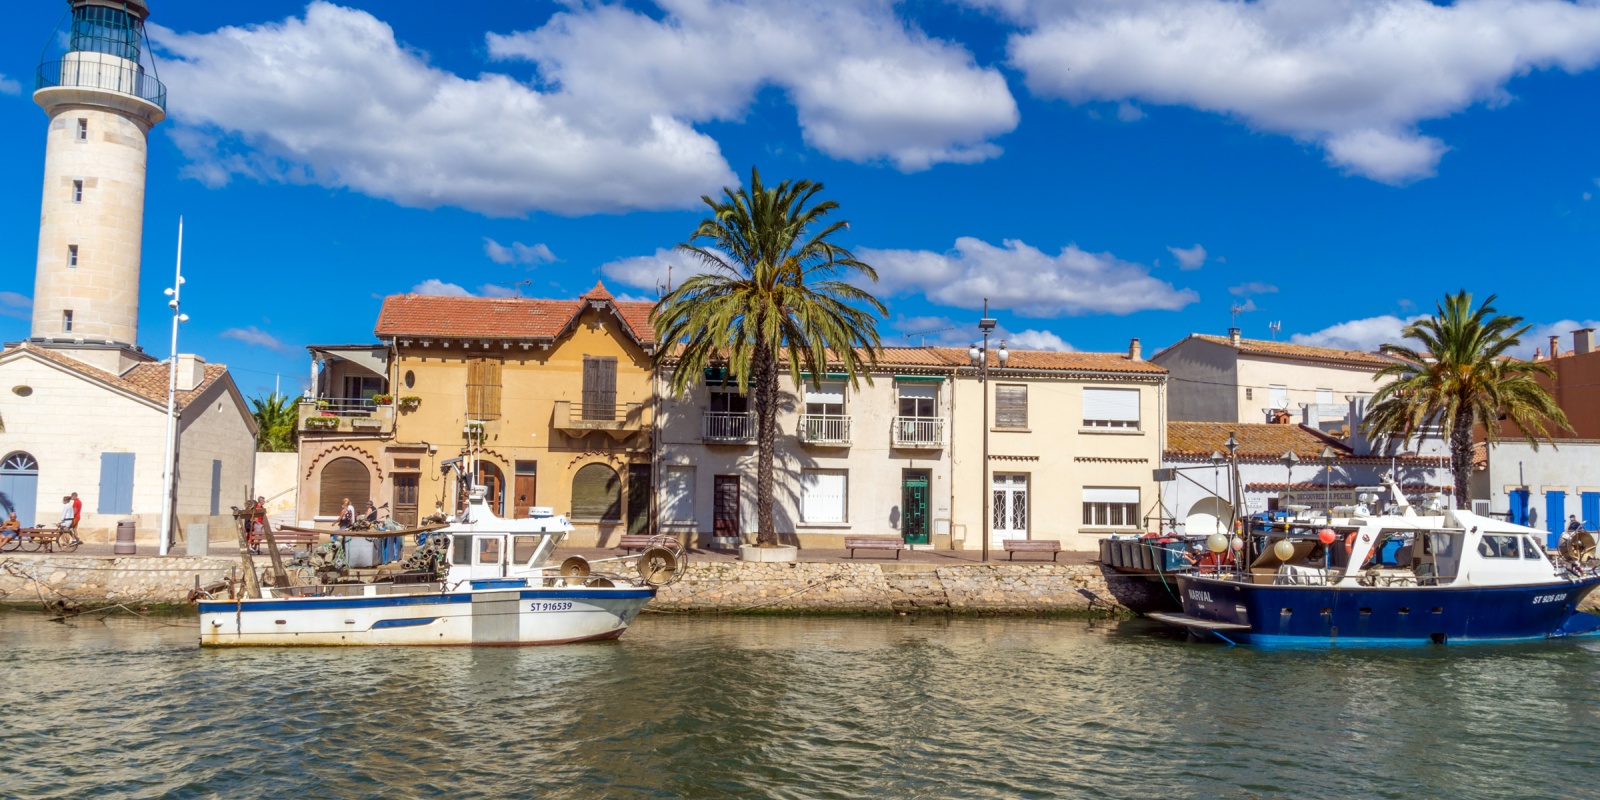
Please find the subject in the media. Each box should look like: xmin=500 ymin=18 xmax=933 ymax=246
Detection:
xmin=845 ymin=537 xmax=906 ymax=559
xmin=259 ymin=529 xmax=322 ymax=554
xmin=1004 ymin=539 xmax=1061 ymax=561
xmin=617 ymin=535 xmax=681 ymax=553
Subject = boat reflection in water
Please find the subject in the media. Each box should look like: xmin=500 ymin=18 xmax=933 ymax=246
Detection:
xmin=1152 ymin=480 xmax=1600 ymax=645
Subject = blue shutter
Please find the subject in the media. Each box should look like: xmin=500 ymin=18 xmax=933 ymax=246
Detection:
xmin=1509 ymin=489 xmax=1529 ymax=526
xmin=210 ymin=459 xmax=223 ymax=516
xmin=98 ymin=453 xmax=134 ymax=515
xmin=1546 ymin=491 xmax=1566 ymax=549
xmin=1584 ymin=492 xmax=1600 ymax=532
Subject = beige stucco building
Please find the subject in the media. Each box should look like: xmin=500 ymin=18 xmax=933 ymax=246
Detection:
xmin=1150 ymin=328 xmax=1394 ymax=431
xmin=658 ymin=343 xmax=1167 ymax=552
xmin=295 ymin=284 xmax=659 ymax=546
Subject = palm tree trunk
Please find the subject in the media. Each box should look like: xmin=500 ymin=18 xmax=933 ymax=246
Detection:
xmin=1450 ymin=408 xmax=1476 ymax=508
xmin=753 ymin=339 xmax=779 ymax=546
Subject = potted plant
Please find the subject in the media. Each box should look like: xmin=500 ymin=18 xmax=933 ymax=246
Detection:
xmin=463 ymin=421 xmax=484 ymax=438
xmin=315 ymin=399 xmax=329 ymax=410
xmin=304 ymin=416 xmax=339 ymax=431
xmin=398 ymin=395 xmax=421 ymax=411
xmin=371 ymin=393 xmax=393 ymax=405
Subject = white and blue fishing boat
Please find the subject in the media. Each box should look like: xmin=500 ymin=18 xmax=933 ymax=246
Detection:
xmin=1151 ymin=481 xmax=1600 ymax=645
xmin=198 ymin=488 xmax=680 ymax=647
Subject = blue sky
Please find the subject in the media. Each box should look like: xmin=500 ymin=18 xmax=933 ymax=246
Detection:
xmin=4 ymin=0 xmax=1600 ymax=399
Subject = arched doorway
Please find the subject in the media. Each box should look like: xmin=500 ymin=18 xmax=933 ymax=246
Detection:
xmin=319 ymin=457 xmax=372 ymax=516
xmin=1185 ymin=497 xmax=1233 ymax=536
xmin=571 ymin=463 xmax=621 ymax=523
xmin=0 ymin=452 xmax=39 ymax=528
xmin=472 ymin=461 xmax=506 ymax=516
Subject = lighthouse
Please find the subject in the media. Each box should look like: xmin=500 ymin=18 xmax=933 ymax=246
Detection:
xmin=30 ymin=0 xmax=166 ymax=373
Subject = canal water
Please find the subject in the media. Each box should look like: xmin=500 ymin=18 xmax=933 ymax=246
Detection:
xmin=3 ymin=612 xmax=1599 ymax=799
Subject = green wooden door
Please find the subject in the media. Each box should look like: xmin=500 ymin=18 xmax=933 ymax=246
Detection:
xmin=902 ymin=472 xmax=930 ymax=545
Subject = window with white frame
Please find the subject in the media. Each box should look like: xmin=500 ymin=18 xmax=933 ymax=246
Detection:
xmin=661 ymin=465 xmax=696 ymax=524
xmin=1316 ymin=388 xmax=1334 ymax=405
xmin=1082 ymin=487 xmax=1140 ymax=528
xmin=805 ymin=381 xmax=845 ymax=416
xmin=800 ymin=469 xmax=848 ymax=523
xmin=897 ymin=383 xmax=938 ymax=418
xmin=1082 ymin=388 xmax=1140 ymax=429
xmin=708 ymin=386 xmax=748 ymax=414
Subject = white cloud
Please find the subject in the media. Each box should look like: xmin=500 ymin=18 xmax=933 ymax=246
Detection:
xmin=599 ymin=247 xmax=720 ymax=293
xmin=1115 ymin=101 xmax=1146 ymax=122
xmin=152 ymin=3 xmax=734 ymax=216
xmin=860 ymin=236 xmax=1199 ymax=316
xmin=488 ymin=0 xmax=1018 ymax=171
xmin=1291 ymin=314 xmax=1424 ymax=352
xmin=0 ymin=291 xmax=32 ymax=320
xmin=411 ymin=279 xmax=472 ymax=297
xmin=1005 ymin=328 xmax=1074 ymax=351
xmin=1523 ymin=319 xmax=1600 ymax=358
xmin=0 ymin=74 xmax=20 ymax=96
xmin=1167 ymin=244 xmax=1206 ymax=270
xmin=1229 ymin=282 xmax=1278 ymax=297
xmin=995 ymin=0 xmax=1600 ymax=183
xmin=220 ymin=325 xmax=293 ymax=352
xmin=484 ymin=239 xmax=557 ymax=265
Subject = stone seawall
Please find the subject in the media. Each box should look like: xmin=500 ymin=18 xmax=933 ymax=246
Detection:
xmin=0 ymin=554 xmax=245 ymax=607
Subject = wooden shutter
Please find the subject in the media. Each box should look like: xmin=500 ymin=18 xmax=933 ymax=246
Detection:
xmin=318 ymin=457 xmax=371 ymax=516
xmin=570 ymin=463 xmax=621 ymax=522
xmin=467 ymin=358 xmax=502 ymax=420
xmin=582 ymin=356 xmax=617 ymax=420
xmin=97 ymin=452 xmax=135 ymax=515
xmin=210 ymin=460 xmax=223 ymax=515
xmin=995 ymin=385 xmax=1028 ymax=428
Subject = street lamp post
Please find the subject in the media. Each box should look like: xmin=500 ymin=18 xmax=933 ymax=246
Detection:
xmin=1320 ymin=445 xmax=1338 ymax=513
xmin=969 ymin=299 xmax=1007 ymax=563
xmin=157 ymin=218 xmax=189 ymax=556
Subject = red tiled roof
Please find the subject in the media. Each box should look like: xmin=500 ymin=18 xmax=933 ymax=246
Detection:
xmin=667 ymin=346 xmax=1167 ymax=375
xmin=5 ymin=343 xmax=229 ymax=410
xmin=1177 ymin=334 xmax=1394 ymax=367
xmin=580 ymin=280 xmax=615 ymax=302
xmin=375 ymin=289 xmax=656 ymax=345
xmin=1166 ymin=421 xmax=1351 ymax=459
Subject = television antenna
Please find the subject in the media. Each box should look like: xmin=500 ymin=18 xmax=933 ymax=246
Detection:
xmin=1268 ymin=321 xmax=1281 ymax=340
xmin=1229 ymin=304 xmax=1245 ymax=327
xmin=512 ymin=279 xmax=533 ymax=297
xmin=904 ymin=327 xmax=955 ymax=347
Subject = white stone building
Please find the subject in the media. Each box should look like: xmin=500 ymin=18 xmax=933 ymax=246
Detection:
xmin=0 ymin=0 xmax=257 ymax=546
xmin=1471 ymin=440 xmax=1600 ymax=547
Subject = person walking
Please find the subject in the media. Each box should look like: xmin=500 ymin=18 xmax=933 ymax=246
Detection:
xmin=70 ymin=491 xmax=81 ymax=532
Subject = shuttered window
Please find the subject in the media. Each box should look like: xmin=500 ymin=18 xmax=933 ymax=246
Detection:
xmin=1082 ymin=487 xmax=1140 ymax=527
xmin=661 ymin=465 xmax=696 ymax=523
xmin=571 ymin=463 xmax=622 ymax=522
xmin=97 ymin=452 xmax=135 ymax=514
xmin=210 ymin=460 xmax=223 ymax=515
xmin=582 ymin=356 xmax=618 ymax=420
xmin=1082 ymin=388 xmax=1140 ymax=428
xmin=467 ymin=358 xmax=502 ymax=420
xmin=801 ymin=469 xmax=848 ymax=523
xmin=994 ymin=385 xmax=1027 ymax=428
xmin=318 ymin=457 xmax=371 ymax=516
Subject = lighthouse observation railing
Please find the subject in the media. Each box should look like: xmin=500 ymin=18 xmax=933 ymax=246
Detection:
xmin=37 ymin=60 xmax=167 ymax=111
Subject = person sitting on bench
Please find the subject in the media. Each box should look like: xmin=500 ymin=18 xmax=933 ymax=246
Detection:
xmin=1 ymin=511 xmax=20 ymax=543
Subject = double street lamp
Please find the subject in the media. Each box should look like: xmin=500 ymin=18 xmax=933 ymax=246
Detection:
xmin=969 ymin=299 xmax=1007 ymax=563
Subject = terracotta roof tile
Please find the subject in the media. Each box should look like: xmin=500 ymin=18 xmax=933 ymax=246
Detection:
xmin=1182 ymin=334 xmax=1394 ymax=367
xmin=375 ymin=292 xmax=657 ymax=345
xmin=580 ymin=280 xmax=615 ymax=302
xmin=1166 ymin=421 xmax=1351 ymax=459
xmin=4 ymin=343 xmax=228 ymax=410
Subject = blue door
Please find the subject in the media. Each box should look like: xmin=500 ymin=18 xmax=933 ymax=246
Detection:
xmin=1509 ymin=489 xmax=1530 ymax=526
xmin=1584 ymin=492 xmax=1600 ymax=532
xmin=0 ymin=452 xmax=40 ymax=528
xmin=1546 ymin=491 xmax=1567 ymax=549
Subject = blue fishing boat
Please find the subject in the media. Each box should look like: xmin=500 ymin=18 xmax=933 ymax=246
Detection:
xmin=1151 ymin=481 xmax=1600 ymax=644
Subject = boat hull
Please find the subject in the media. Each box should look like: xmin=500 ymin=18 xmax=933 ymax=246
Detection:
xmin=197 ymin=586 xmax=655 ymax=647
xmin=1172 ymin=574 xmax=1600 ymax=644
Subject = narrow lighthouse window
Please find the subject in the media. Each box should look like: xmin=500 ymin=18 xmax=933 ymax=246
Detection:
xmin=68 ymin=245 xmax=78 ymax=268
xmin=63 ymin=310 xmax=74 ymax=332
xmin=72 ymin=180 xmax=83 ymax=203
xmin=76 ymin=119 xmax=88 ymax=142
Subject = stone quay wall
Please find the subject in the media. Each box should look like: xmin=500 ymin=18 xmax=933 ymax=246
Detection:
xmin=0 ymin=554 xmax=245 ymax=607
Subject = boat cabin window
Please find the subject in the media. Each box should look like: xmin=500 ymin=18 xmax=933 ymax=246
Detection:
xmin=1522 ymin=537 xmax=1546 ymax=560
xmin=478 ymin=536 xmax=502 ymax=565
xmin=513 ymin=535 xmax=539 ymax=564
xmin=452 ymin=535 xmax=473 ymax=565
xmin=1479 ymin=534 xmax=1519 ymax=559
xmin=1426 ymin=532 xmax=1463 ymax=581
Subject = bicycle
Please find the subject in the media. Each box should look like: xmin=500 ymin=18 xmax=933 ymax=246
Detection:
xmin=54 ymin=521 xmax=81 ymax=553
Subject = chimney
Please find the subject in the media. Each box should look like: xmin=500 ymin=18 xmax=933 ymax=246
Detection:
xmin=175 ymin=354 xmax=205 ymax=392
xmin=1301 ymin=402 xmax=1319 ymax=431
xmin=1576 ymin=329 xmax=1595 ymax=355
xmin=1347 ymin=395 xmax=1371 ymax=455
xmin=1129 ymin=338 xmax=1142 ymax=361
xmin=1228 ymin=327 xmax=1242 ymax=346
xmin=1550 ymin=335 xmax=1561 ymax=359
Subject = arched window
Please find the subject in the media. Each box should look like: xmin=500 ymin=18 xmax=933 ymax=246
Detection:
xmin=0 ymin=452 xmax=40 ymax=528
xmin=319 ymin=457 xmax=371 ymax=516
xmin=473 ymin=461 xmax=506 ymax=516
xmin=571 ymin=463 xmax=621 ymax=522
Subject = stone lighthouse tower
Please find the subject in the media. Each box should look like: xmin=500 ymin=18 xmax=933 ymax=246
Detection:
xmin=30 ymin=0 xmax=166 ymax=373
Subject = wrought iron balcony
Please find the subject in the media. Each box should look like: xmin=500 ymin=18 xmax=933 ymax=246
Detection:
xmin=37 ymin=59 xmax=166 ymax=110
xmin=891 ymin=416 xmax=945 ymax=449
xmin=798 ymin=414 xmax=851 ymax=446
xmin=703 ymin=412 xmax=755 ymax=443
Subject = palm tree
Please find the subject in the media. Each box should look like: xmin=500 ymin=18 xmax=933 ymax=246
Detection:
xmin=1364 ymin=291 xmax=1568 ymax=506
xmin=653 ymin=168 xmax=886 ymax=547
xmin=249 ymin=392 xmax=300 ymax=453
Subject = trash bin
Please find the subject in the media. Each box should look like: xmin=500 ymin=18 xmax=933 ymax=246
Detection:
xmin=185 ymin=523 xmax=209 ymax=557
xmin=346 ymin=536 xmax=378 ymax=568
xmin=115 ymin=519 xmax=137 ymax=555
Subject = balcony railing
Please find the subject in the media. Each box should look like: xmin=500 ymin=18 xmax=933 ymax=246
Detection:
xmin=891 ymin=416 xmax=945 ymax=448
xmin=553 ymin=400 xmax=644 ymax=438
xmin=298 ymin=397 xmax=393 ymax=434
xmin=703 ymin=411 xmax=755 ymax=442
xmin=798 ymin=414 xmax=851 ymax=446
xmin=37 ymin=59 xmax=167 ymax=110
